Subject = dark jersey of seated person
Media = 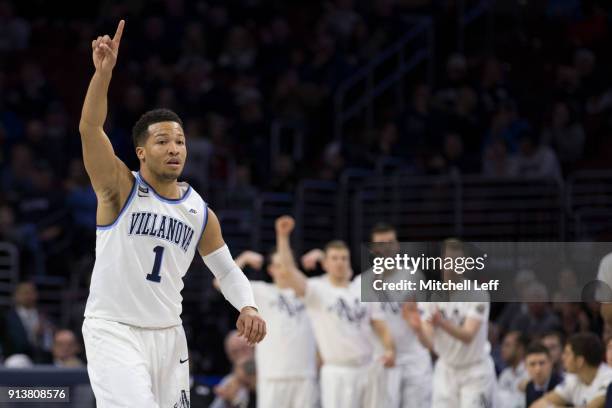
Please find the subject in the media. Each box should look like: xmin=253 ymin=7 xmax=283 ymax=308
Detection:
xmin=605 ymin=381 xmax=612 ymax=408
xmin=526 ymin=372 xmax=563 ymax=407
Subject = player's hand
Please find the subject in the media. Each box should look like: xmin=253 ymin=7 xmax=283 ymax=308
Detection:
xmin=236 ymin=306 xmax=266 ymax=346
xmin=213 ymin=375 xmax=241 ymax=402
xmin=92 ymin=20 xmax=124 ymax=74
xmin=430 ymin=309 xmax=443 ymax=327
xmin=301 ymin=249 xmax=324 ymax=271
xmin=236 ymin=251 xmax=264 ymax=270
xmin=380 ymin=349 xmax=395 ymax=368
xmin=275 ymin=215 xmax=295 ymax=237
xmin=402 ymin=302 xmax=422 ymax=332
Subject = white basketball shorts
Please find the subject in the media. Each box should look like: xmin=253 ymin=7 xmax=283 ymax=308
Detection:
xmin=82 ymin=317 xmax=190 ymax=408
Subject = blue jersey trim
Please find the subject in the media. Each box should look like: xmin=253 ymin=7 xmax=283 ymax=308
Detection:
xmin=136 ymin=172 xmax=192 ymax=204
xmin=96 ymin=177 xmax=138 ymax=230
xmin=197 ymin=200 xmax=209 ymax=247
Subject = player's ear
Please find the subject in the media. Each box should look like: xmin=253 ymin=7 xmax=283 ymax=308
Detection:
xmin=136 ymin=146 xmax=145 ymax=161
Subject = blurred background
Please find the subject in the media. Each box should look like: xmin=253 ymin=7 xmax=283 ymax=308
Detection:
xmin=1 ymin=0 xmax=612 ymax=405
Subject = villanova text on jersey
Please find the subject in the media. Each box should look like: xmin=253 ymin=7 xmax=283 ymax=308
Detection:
xmin=128 ymin=211 xmax=195 ymax=252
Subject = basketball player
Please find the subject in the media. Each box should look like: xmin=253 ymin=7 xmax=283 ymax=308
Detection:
xmin=531 ymin=332 xmax=612 ymax=408
xmin=215 ymin=250 xmax=318 ymax=408
xmin=274 ymin=215 xmax=395 ymax=408
xmin=362 ymin=223 xmax=433 ymax=408
xmin=405 ymin=239 xmax=496 ymax=408
xmin=79 ymin=21 xmax=266 ymax=408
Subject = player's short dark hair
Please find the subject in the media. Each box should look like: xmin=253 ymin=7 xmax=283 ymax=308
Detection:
xmin=567 ymin=333 xmax=603 ymax=367
xmin=132 ymin=108 xmax=184 ymax=147
xmin=525 ymin=342 xmax=551 ymax=359
xmin=370 ymin=222 xmax=396 ymax=239
xmin=324 ymin=240 xmax=349 ymax=254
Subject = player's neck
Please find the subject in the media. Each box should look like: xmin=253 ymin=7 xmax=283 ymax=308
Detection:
xmin=273 ymin=277 xmax=291 ymax=289
xmin=577 ymin=365 xmax=599 ymax=385
xmin=139 ymin=168 xmax=180 ymax=199
xmin=327 ymin=275 xmax=348 ymax=288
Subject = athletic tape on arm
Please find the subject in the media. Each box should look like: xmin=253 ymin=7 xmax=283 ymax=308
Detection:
xmin=202 ymin=244 xmax=257 ymax=311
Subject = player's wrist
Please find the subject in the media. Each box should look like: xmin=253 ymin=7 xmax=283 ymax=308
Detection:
xmin=94 ymin=69 xmax=113 ymax=80
xmin=240 ymin=305 xmax=258 ymax=314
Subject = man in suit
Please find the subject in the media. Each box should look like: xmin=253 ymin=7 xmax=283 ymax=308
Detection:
xmin=525 ymin=342 xmax=562 ymax=407
xmin=3 ymin=282 xmax=53 ymax=363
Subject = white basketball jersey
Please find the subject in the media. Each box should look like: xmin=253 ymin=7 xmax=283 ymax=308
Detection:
xmin=251 ymin=281 xmax=317 ymax=380
xmin=84 ymin=172 xmax=207 ymax=328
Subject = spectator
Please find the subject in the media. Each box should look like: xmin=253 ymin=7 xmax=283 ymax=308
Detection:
xmin=64 ymin=158 xmax=96 ymax=257
xmin=557 ymin=303 xmax=592 ymax=337
xmin=1 ymin=144 xmax=35 ymax=201
xmin=0 ymin=201 xmax=45 ymax=276
xmin=508 ymin=283 xmax=562 ymax=337
xmin=509 ymin=131 xmax=562 ymax=182
xmin=541 ymin=331 xmax=565 ymax=376
xmin=2 ymin=282 xmax=53 ymax=363
xmin=541 ymin=101 xmax=585 ymax=173
xmin=497 ymin=331 xmax=530 ymax=408
xmin=52 ymin=329 xmax=84 ymax=368
xmin=233 ymin=356 xmax=257 ymax=408
xmin=524 ymin=342 xmax=562 ymax=407
xmin=210 ymin=331 xmax=254 ymax=408
xmin=17 ymin=161 xmax=70 ymax=275
xmin=551 ymin=267 xmax=581 ymax=302
xmin=0 ymin=0 xmax=30 ymax=51
xmin=218 ymin=26 xmax=257 ymax=72
xmin=482 ymin=138 xmax=514 ymax=177
xmin=427 ymin=131 xmax=480 ymax=175
xmin=179 ymin=119 xmax=212 ymax=192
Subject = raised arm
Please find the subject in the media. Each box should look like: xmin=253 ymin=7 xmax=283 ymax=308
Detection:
xmin=79 ymin=20 xmax=133 ymax=221
xmin=198 ymin=208 xmax=266 ymax=345
xmin=274 ymin=216 xmax=308 ymax=297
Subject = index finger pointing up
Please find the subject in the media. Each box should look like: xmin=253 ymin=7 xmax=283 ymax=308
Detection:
xmin=113 ymin=20 xmax=125 ymax=45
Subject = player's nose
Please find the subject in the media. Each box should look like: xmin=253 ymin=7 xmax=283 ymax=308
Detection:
xmin=168 ymin=141 xmax=180 ymax=154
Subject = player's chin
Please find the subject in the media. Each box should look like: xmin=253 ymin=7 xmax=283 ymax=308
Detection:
xmin=162 ymin=166 xmax=183 ymax=179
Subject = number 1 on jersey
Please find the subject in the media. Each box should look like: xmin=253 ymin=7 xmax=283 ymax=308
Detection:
xmin=146 ymin=246 xmax=164 ymax=283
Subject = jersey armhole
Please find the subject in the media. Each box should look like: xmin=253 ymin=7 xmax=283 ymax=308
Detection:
xmin=196 ymin=199 xmax=209 ymax=245
xmin=96 ymin=177 xmax=138 ymax=230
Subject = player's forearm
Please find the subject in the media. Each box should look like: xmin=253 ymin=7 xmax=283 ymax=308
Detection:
xmin=416 ymin=323 xmax=434 ymax=351
xmin=275 ymin=234 xmax=307 ymax=295
xmin=530 ymin=399 xmax=565 ymax=408
xmin=372 ymin=320 xmax=395 ymax=354
xmin=80 ymin=71 xmax=112 ymax=130
xmin=276 ymin=234 xmax=298 ymax=271
xmin=203 ymin=245 xmax=257 ymax=311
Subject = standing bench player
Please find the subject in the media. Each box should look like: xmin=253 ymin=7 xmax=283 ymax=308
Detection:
xmin=274 ymin=215 xmax=396 ymax=408
xmin=405 ymin=239 xmax=496 ymax=408
xmin=79 ymin=20 xmax=266 ymax=408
